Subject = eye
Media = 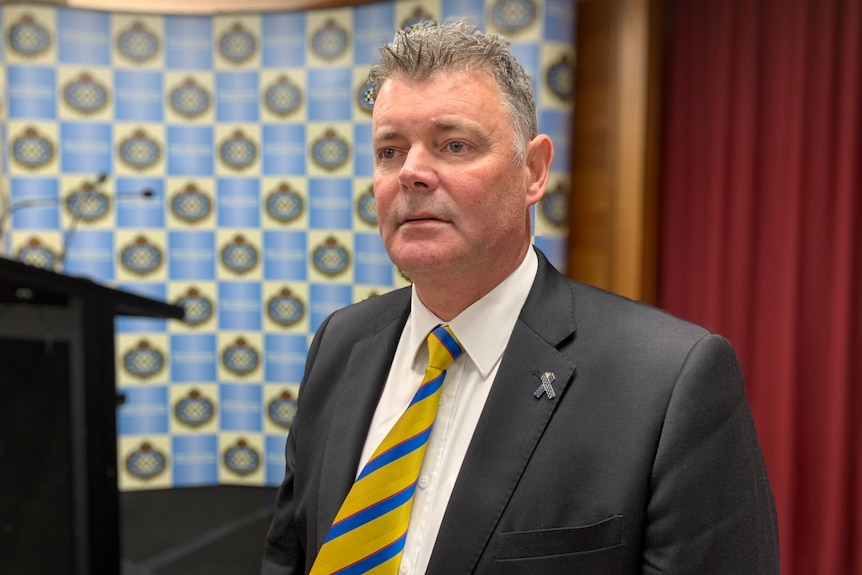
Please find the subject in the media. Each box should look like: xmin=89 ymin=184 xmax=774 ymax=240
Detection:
xmin=447 ymin=141 xmax=468 ymax=153
xmin=378 ymin=147 xmax=397 ymax=160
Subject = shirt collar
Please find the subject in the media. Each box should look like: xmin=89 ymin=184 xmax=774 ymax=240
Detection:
xmin=408 ymin=248 xmax=538 ymax=376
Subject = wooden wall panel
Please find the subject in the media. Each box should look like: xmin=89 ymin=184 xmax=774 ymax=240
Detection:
xmin=567 ymin=0 xmax=661 ymax=304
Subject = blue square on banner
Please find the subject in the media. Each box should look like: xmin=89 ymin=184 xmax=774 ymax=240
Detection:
xmin=353 ymin=4 xmax=396 ymax=65
xmin=116 ymin=282 xmax=169 ymax=332
xmin=509 ymin=43 xmax=541 ymax=87
xmin=354 ymin=233 xmax=393 ymax=286
xmin=262 ymin=124 xmax=306 ymax=176
xmin=353 ymin=124 xmax=373 ymax=177
xmin=540 ymin=110 xmax=572 ymax=172
xmin=265 ymin=334 xmax=309 ymax=384
xmin=9 ymin=178 xmax=59 ymax=230
xmin=169 ymin=231 xmax=216 ymax=280
xmin=545 ymin=0 xmax=577 ymax=44
xmin=165 ymin=16 xmax=213 ymax=69
xmin=220 ymin=384 xmax=262 ymax=432
xmin=217 ymin=178 xmax=260 ymax=227
xmin=63 ymin=229 xmax=115 ymax=282
xmin=8 ymin=66 xmax=56 ymax=119
xmin=118 ymin=386 xmax=169 ymax=435
xmin=261 ymin=13 xmax=306 ymax=68
xmin=171 ymin=333 xmax=217 ymax=382
xmin=308 ymin=178 xmax=352 ymax=230
xmin=266 ymin=435 xmax=287 ymax=486
xmin=167 ymin=126 xmax=214 ymax=176
xmin=218 ymin=281 xmax=262 ymax=330
xmin=173 ymin=435 xmax=219 ymax=486
xmin=442 ymin=0 xmax=484 ymax=26
xmin=115 ymin=70 xmax=163 ymax=122
xmin=309 ymin=284 xmax=352 ymax=332
xmin=60 ymin=122 xmax=112 ymax=175
xmin=263 ymin=231 xmax=307 ymax=280
xmin=216 ymin=71 xmax=259 ymax=122
xmin=307 ymin=68 xmax=352 ymax=122
xmin=56 ymin=7 xmax=111 ymax=65
xmin=116 ymin=178 xmax=164 ymax=228
xmin=534 ymin=235 xmax=568 ymax=274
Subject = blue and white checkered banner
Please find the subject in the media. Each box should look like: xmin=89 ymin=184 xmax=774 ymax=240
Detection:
xmin=0 ymin=0 xmax=576 ymax=490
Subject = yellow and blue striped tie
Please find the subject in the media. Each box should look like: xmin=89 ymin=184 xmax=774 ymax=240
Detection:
xmin=310 ymin=325 xmax=463 ymax=575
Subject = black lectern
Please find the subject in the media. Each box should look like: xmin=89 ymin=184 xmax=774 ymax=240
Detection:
xmin=0 ymin=258 xmax=184 ymax=575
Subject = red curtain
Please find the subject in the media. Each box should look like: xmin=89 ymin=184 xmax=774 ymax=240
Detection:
xmin=660 ymin=0 xmax=861 ymax=573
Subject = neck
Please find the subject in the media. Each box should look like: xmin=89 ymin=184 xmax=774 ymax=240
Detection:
xmin=411 ymin=244 xmax=531 ymax=322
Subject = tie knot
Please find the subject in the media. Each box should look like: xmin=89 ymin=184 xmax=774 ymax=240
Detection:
xmin=427 ymin=325 xmax=463 ymax=371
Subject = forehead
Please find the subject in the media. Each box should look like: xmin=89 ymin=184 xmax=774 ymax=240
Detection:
xmin=371 ymin=71 xmax=503 ymax=127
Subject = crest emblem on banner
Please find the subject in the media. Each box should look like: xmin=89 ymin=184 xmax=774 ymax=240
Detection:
xmin=219 ymin=130 xmax=257 ymax=171
xmin=356 ymin=185 xmax=377 ymax=227
xmin=223 ymin=439 xmax=260 ymax=477
xmin=66 ymin=181 xmax=110 ymax=223
xmin=222 ymin=337 xmax=260 ymax=376
xmin=311 ymin=19 xmax=349 ymax=60
xmin=401 ymin=7 xmax=437 ymax=31
xmin=170 ymin=77 xmax=211 ymax=119
xmin=220 ymin=234 xmax=258 ymax=275
xmin=118 ymin=129 xmax=161 ymax=171
xmin=171 ymin=183 xmax=212 ymax=224
xmin=310 ymin=129 xmax=350 ymax=171
xmin=546 ymin=54 xmax=576 ymax=101
xmin=126 ymin=442 xmax=168 ymax=481
xmin=264 ymin=75 xmax=302 ymax=117
xmin=265 ymin=182 xmax=304 ymax=224
xmin=123 ymin=339 xmax=166 ymax=379
xmin=491 ymin=0 xmax=537 ymax=32
xmin=540 ymin=182 xmax=569 ymax=228
xmin=174 ymin=389 xmax=216 ymax=428
xmin=16 ymin=238 xmax=57 ymax=271
xmin=312 ymin=236 xmax=350 ymax=277
xmin=8 ymin=14 xmax=51 ymax=57
xmin=268 ymin=390 xmax=299 ymax=430
xmin=120 ymin=235 xmax=163 ymax=276
xmin=266 ymin=288 xmax=305 ymax=327
xmin=219 ymin=22 xmax=257 ymax=64
xmin=174 ymin=287 xmax=214 ymax=327
xmin=63 ymin=72 xmax=109 ymax=116
xmin=12 ymin=127 xmax=54 ymax=170
xmin=356 ymin=80 xmax=375 ymax=114
xmin=117 ymin=21 xmax=160 ymax=63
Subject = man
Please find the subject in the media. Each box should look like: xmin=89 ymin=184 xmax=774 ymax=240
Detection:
xmin=263 ymin=20 xmax=779 ymax=574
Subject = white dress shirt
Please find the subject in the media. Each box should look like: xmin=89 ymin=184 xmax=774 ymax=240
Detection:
xmin=356 ymin=248 xmax=538 ymax=574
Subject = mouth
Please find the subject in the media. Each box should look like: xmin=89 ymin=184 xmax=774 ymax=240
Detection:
xmin=401 ymin=213 xmax=446 ymax=225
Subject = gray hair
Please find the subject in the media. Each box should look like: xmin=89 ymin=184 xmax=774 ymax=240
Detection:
xmin=367 ymin=20 xmax=538 ymax=164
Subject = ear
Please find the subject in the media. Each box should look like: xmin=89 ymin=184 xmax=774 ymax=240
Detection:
xmin=524 ymin=134 xmax=554 ymax=208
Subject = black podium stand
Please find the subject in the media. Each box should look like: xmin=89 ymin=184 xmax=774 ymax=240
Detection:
xmin=0 ymin=258 xmax=184 ymax=575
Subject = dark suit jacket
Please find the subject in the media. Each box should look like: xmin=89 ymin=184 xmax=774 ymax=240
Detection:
xmin=262 ymin=249 xmax=779 ymax=574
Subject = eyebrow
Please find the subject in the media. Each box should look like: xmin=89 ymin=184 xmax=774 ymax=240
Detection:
xmin=372 ymin=120 xmax=488 ymax=147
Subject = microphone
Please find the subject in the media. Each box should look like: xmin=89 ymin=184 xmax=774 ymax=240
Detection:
xmin=0 ymin=174 xmax=155 ymax=270
xmin=0 ymin=173 xmax=109 ymax=243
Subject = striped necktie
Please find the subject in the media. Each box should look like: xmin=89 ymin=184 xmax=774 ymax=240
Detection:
xmin=310 ymin=325 xmax=463 ymax=575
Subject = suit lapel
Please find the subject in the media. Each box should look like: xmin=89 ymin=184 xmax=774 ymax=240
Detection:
xmin=314 ymin=296 xmax=409 ymax=550
xmin=427 ymin=250 xmax=577 ymax=573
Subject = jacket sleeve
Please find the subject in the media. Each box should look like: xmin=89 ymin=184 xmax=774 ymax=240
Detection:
xmin=261 ymin=313 xmax=335 ymax=575
xmin=642 ymin=334 xmax=780 ymax=574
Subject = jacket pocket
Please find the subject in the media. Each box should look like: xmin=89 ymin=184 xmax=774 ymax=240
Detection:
xmin=495 ymin=515 xmax=624 ymax=560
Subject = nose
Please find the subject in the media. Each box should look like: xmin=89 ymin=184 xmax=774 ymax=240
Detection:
xmin=398 ymin=146 xmax=438 ymax=192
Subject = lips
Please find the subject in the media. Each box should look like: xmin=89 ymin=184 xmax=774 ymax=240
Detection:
xmin=401 ymin=213 xmax=445 ymax=224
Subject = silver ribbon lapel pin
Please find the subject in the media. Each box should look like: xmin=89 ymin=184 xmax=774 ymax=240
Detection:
xmin=533 ymin=370 xmax=556 ymax=400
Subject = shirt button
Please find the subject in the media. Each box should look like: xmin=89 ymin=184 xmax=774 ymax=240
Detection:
xmin=438 ymin=395 xmax=447 ymax=407
xmin=418 ymin=475 xmax=430 ymax=489
xmin=400 ymin=558 xmax=411 ymax=573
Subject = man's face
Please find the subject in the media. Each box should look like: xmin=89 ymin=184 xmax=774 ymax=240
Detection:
xmin=371 ymin=70 xmax=545 ymax=285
